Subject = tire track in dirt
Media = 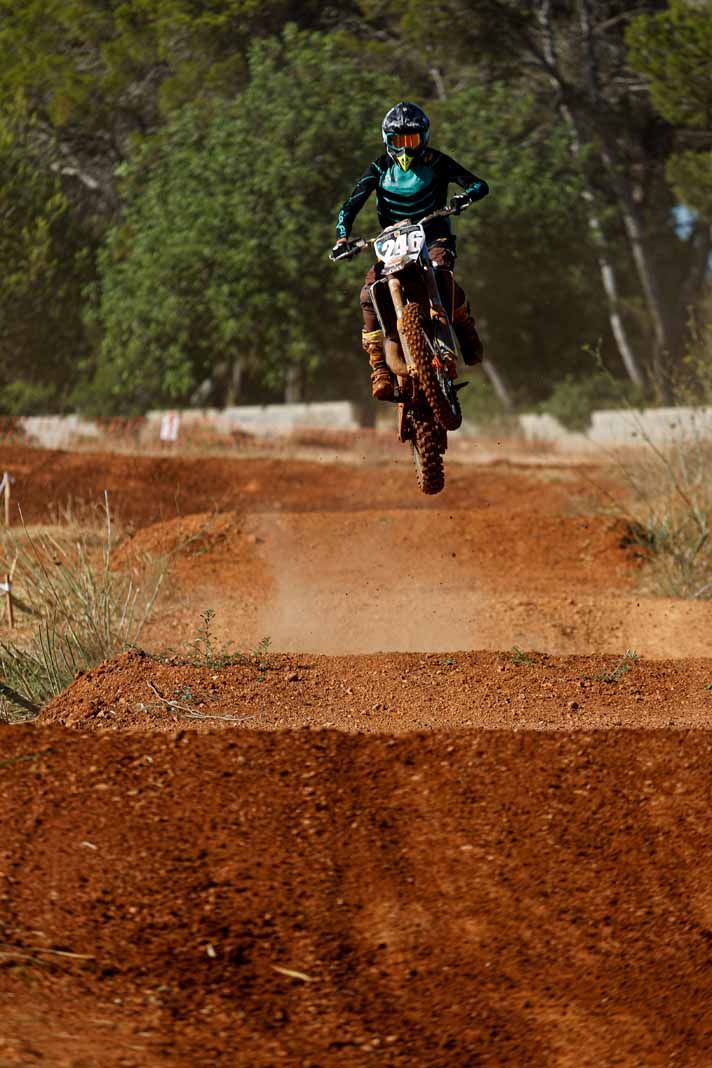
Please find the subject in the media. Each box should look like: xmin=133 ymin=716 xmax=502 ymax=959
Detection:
xmin=2 ymin=727 xmax=712 ymax=1067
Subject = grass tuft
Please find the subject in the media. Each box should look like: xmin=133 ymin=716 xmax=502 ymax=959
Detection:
xmin=592 ymin=650 xmax=639 ymax=684
xmin=510 ymin=645 xmax=535 ymax=666
xmin=608 ymin=415 xmax=712 ymax=599
xmin=161 ymin=608 xmax=272 ymax=675
xmin=0 ymin=496 xmax=164 ymax=721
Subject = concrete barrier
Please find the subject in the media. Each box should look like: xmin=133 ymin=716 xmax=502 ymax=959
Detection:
xmin=520 ymin=406 xmax=712 ymax=452
xmin=16 ymin=402 xmax=363 ymax=450
xmin=12 ymin=402 xmax=712 ymax=453
xmin=20 ymin=415 xmax=104 ymax=450
xmin=143 ymin=401 xmax=361 ymax=439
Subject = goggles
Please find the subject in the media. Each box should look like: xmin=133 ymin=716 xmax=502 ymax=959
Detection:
xmin=390 ymin=132 xmax=422 ymax=149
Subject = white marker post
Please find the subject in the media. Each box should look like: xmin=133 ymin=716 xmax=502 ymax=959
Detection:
xmin=1 ymin=575 xmax=12 ymax=629
xmin=1 ymin=472 xmax=10 ymax=527
xmin=159 ymin=411 xmax=180 ymax=447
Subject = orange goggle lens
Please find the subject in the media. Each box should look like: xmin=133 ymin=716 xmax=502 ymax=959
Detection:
xmin=392 ymin=132 xmax=421 ymax=149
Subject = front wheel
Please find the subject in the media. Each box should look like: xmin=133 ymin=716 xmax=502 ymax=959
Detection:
xmin=410 ymin=415 xmax=445 ymax=495
xmin=399 ymin=302 xmax=462 ymax=432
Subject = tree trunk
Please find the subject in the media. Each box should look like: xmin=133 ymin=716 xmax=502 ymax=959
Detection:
xmin=577 ymin=0 xmax=671 ymax=399
xmin=481 ymin=358 xmax=514 ymax=409
xmin=681 ymin=222 xmax=712 ymax=314
xmin=536 ymin=0 xmax=647 ymax=391
xmin=597 ymin=143 xmax=675 ymax=400
xmin=284 ymin=362 xmax=304 ymax=403
xmin=225 ymin=356 xmax=244 ymax=406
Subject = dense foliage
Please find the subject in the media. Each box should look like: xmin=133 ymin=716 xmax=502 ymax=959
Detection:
xmin=0 ymin=0 xmax=710 ymax=413
xmin=627 ymin=0 xmax=712 ymax=220
xmin=88 ymin=28 xmax=396 ymax=411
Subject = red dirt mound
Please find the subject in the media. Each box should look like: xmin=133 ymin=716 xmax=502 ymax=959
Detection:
xmin=112 ymin=511 xmax=273 ymax=656
xmin=37 ymin=649 xmax=712 ymax=731
xmin=113 ymin=512 xmax=241 ymax=565
xmin=0 ymin=444 xmax=607 ymax=528
xmin=2 ymin=726 xmax=712 ymax=1067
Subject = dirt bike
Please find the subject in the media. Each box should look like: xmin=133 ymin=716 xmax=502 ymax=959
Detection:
xmin=330 ymin=205 xmax=469 ymax=495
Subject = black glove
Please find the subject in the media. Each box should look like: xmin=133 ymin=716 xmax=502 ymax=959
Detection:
xmin=450 ymin=194 xmax=472 ymax=216
xmin=330 ymin=240 xmax=357 ymax=261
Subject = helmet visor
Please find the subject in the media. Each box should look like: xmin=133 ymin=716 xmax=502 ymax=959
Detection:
xmin=391 ymin=132 xmax=422 ymax=149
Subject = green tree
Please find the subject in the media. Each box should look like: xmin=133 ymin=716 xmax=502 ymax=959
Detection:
xmin=627 ymin=0 xmax=712 ymax=220
xmin=0 ymin=122 xmax=95 ymax=413
xmin=89 ymin=27 xmax=395 ymax=411
xmin=433 ymin=82 xmax=600 ymax=403
xmin=0 ymin=0 xmax=353 ymax=215
xmin=0 ymin=1 xmax=364 ymax=413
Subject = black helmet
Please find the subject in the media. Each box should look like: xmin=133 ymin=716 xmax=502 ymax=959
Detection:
xmin=382 ymin=102 xmax=430 ymax=172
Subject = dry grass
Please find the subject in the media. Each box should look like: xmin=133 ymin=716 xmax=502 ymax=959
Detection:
xmin=0 ymin=495 xmax=164 ymax=721
xmin=611 ymin=422 xmax=712 ymax=599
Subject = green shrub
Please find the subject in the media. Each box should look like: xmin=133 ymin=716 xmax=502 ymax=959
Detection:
xmin=458 ymin=372 xmax=513 ymax=432
xmin=542 ymin=371 xmax=645 ymax=432
xmin=0 ymin=379 xmax=60 ymax=416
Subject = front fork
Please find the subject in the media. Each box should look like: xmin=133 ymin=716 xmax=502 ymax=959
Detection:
xmin=386 ymin=276 xmax=411 ymax=374
xmin=384 ymin=277 xmax=414 ymax=443
xmin=423 ymin=264 xmax=462 ymax=366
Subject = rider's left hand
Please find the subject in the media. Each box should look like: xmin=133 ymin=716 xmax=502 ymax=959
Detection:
xmin=450 ymin=194 xmax=471 ymax=215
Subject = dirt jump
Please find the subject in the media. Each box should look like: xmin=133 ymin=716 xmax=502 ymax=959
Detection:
xmin=1 ymin=440 xmax=711 ymax=1066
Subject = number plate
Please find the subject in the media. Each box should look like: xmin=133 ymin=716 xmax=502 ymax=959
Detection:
xmin=374 ymin=224 xmax=426 ymax=265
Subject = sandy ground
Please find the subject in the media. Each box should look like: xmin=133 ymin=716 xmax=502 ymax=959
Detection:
xmin=1 ymin=440 xmax=711 ymax=1066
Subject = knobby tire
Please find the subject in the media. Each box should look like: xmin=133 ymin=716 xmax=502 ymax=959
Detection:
xmin=410 ymin=415 xmax=445 ymax=495
xmin=399 ymin=303 xmax=462 ymax=432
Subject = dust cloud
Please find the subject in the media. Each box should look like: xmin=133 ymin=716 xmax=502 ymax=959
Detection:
xmin=252 ymin=509 xmax=484 ymax=653
xmin=251 ymin=510 xmax=712 ymax=657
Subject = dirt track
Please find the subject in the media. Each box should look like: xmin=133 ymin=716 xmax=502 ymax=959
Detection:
xmin=3 ymin=726 xmax=712 ymax=1067
xmin=1 ymin=442 xmax=712 ymax=1065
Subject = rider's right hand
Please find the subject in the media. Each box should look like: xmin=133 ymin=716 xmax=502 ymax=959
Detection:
xmin=331 ymin=238 xmax=356 ymax=261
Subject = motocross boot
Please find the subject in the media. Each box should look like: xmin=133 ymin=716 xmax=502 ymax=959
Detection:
xmin=363 ymin=329 xmax=394 ymax=400
xmin=453 ymin=302 xmax=484 ymax=365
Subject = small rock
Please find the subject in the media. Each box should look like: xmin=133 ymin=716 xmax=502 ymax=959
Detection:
xmin=568 ymin=700 xmax=580 ymax=712
xmin=286 ymin=671 xmax=300 ymax=682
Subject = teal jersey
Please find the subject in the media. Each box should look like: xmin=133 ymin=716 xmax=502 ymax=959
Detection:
xmin=336 ymin=148 xmax=488 ymax=242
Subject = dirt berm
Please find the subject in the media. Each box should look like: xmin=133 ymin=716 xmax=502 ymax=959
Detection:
xmin=2 ymin=725 xmax=712 ymax=1067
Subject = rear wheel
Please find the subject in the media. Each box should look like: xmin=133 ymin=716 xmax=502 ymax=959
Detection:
xmin=410 ymin=415 xmax=445 ymax=495
xmin=400 ymin=302 xmax=462 ymax=431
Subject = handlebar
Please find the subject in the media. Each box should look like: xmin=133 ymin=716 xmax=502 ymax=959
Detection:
xmin=329 ymin=204 xmax=464 ymax=262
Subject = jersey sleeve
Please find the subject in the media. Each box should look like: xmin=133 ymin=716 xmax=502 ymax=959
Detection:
xmin=336 ymin=161 xmax=380 ymax=239
xmin=442 ymin=153 xmax=489 ymax=202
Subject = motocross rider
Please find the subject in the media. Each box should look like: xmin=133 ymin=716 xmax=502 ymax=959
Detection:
xmin=333 ymin=101 xmax=489 ymax=400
